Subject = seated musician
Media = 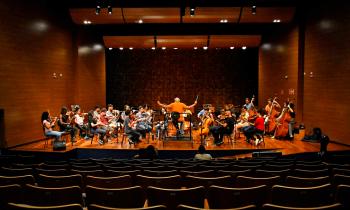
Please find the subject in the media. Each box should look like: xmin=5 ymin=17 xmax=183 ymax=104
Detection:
xmin=99 ymin=108 xmax=114 ymax=141
xmin=243 ymin=109 xmax=265 ymax=145
xmin=93 ymin=105 xmax=101 ymax=120
xmin=135 ymin=105 xmax=152 ymax=138
xmin=58 ymin=106 xmax=78 ymax=142
xmin=210 ymin=110 xmax=235 ymax=146
xmin=88 ymin=110 xmax=106 ymax=145
xmin=235 ymin=107 xmax=250 ymax=135
xmin=123 ymin=110 xmax=142 ymax=144
xmin=288 ymin=102 xmax=296 ymax=139
xmin=155 ymin=107 xmax=168 ymax=139
xmin=157 ymin=97 xmax=197 ymax=136
xmin=106 ymin=104 xmax=119 ymax=137
xmin=41 ymin=111 xmax=64 ymax=142
xmin=74 ymin=107 xmax=89 ymax=139
xmin=243 ymin=97 xmax=254 ymax=111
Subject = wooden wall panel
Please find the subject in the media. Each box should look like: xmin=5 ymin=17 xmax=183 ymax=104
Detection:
xmin=258 ymin=26 xmax=299 ymax=120
xmin=106 ymin=49 xmax=258 ymax=111
xmin=303 ymin=1 xmax=350 ymax=144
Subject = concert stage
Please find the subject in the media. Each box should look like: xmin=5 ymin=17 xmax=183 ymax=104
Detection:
xmin=8 ymin=131 xmax=350 ymax=160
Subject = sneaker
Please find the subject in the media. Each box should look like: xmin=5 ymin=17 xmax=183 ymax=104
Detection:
xmin=255 ymin=138 xmax=259 ymax=146
xmin=98 ymin=139 xmax=104 ymax=145
xmin=128 ymin=139 xmax=134 ymax=144
xmin=271 ymin=136 xmax=275 ymax=139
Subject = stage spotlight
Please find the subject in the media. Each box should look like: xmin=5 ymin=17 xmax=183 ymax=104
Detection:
xmin=108 ymin=5 xmax=112 ymax=15
xmin=129 ymin=47 xmax=133 ymax=50
xmin=161 ymin=47 xmax=166 ymax=50
xmin=190 ymin=7 xmax=195 ymax=16
xmin=251 ymin=5 xmax=257 ymax=15
xmin=108 ymin=47 xmax=113 ymax=50
xmin=119 ymin=47 xmax=124 ymax=50
xmin=242 ymin=46 xmax=247 ymax=50
xmin=230 ymin=46 xmax=235 ymax=50
xmin=151 ymin=47 xmax=156 ymax=50
xmin=193 ymin=47 xmax=198 ymax=50
xmin=95 ymin=5 xmax=101 ymax=15
xmin=203 ymin=46 xmax=208 ymax=50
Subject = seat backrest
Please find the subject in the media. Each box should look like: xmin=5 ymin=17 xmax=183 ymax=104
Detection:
xmin=262 ymin=203 xmax=343 ymax=209
xmin=88 ymin=204 xmax=167 ymax=210
xmin=177 ymin=204 xmax=256 ymax=210
xmin=185 ymin=175 xmax=234 ymax=189
xmin=7 ymin=203 xmax=83 ymax=210
xmin=36 ymin=168 xmax=70 ymax=177
xmin=255 ymin=169 xmax=291 ymax=179
xmin=0 ymin=175 xmax=35 ymax=187
xmin=293 ymin=169 xmax=329 ymax=178
xmin=217 ymin=169 xmax=252 ymax=178
xmin=37 ymin=174 xmax=83 ymax=188
xmin=147 ymin=186 xmax=205 ymax=210
xmin=335 ymin=184 xmax=350 ymax=208
xmin=207 ymin=185 xmax=268 ymax=208
xmin=1 ymin=167 xmax=33 ymax=176
xmin=332 ymin=168 xmax=350 ymax=176
xmin=0 ymin=184 xmax=22 ymax=209
xmin=236 ymin=175 xmax=281 ymax=188
xmin=285 ymin=176 xmax=330 ymax=187
xmin=271 ymin=184 xmax=333 ymax=207
xmin=180 ymin=170 xmax=217 ymax=178
xmin=40 ymin=163 xmax=70 ymax=170
xmin=85 ymin=185 xmax=146 ymax=208
xmin=23 ymin=184 xmax=83 ymax=206
xmin=85 ymin=175 xmax=133 ymax=188
xmin=135 ymin=174 xmax=182 ymax=189
xmin=142 ymin=170 xmax=178 ymax=177
xmin=332 ymin=174 xmax=350 ymax=186
xmin=261 ymin=164 xmax=294 ymax=171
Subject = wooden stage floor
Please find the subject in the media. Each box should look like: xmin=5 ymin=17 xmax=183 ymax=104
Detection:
xmin=11 ymin=130 xmax=350 ymax=158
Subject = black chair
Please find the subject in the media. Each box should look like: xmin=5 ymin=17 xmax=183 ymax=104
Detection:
xmin=135 ymin=174 xmax=182 ymax=189
xmin=332 ymin=168 xmax=350 ymax=176
xmin=147 ymin=186 xmax=205 ymax=210
xmin=85 ymin=175 xmax=133 ymax=188
xmin=7 ymin=203 xmax=83 ymax=210
xmin=292 ymin=169 xmax=329 ymax=178
xmin=0 ymin=175 xmax=35 ymax=187
xmin=254 ymin=169 xmax=291 ymax=179
xmin=36 ymin=174 xmax=83 ymax=188
xmin=335 ymin=184 xmax=350 ymax=208
xmin=207 ymin=185 xmax=268 ymax=209
xmin=177 ymin=204 xmax=257 ymax=210
xmin=89 ymin=204 xmax=167 ymax=210
xmin=180 ymin=170 xmax=217 ymax=178
xmin=39 ymin=163 xmax=70 ymax=170
xmin=271 ymin=184 xmax=333 ymax=207
xmin=0 ymin=184 xmax=22 ymax=209
xmin=36 ymin=168 xmax=70 ymax=176
xmin=1 ymin=167 xmax=33 ymax=176
xmin=85 ymin=185 xmax=146 ymax=208
xmin=185 ymin=175 xmax=234 ymax=189
xmin=22 ymin=184 xmax=83 ymax=206
xmin=332 ymin=174 xmax=350 ymax=186
xmin=261 ymin=164 xmax=294 ymax=171
xmin=235 ymin=175 xmax=281 ymax=188
xmin=262 ymin=203 xmax=342 ymax=209
xmin=285 ymin=176 xmax=330 ymax=187
xmin=142 ymin=170 xmax=178 ymax=177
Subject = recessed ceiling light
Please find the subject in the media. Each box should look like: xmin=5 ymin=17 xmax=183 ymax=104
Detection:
xmin=190 ymin=8 xmax=195 ymax=11
xmin=119 ymin=47 xmax=124 ymax=50
xmin=203 ymin=46 xmax=208 ymax=50
xmin=273 ymin=19 xmax=281 ymax=23
xmin=242 ymin=46 xmax=247 ymax=50
xmin=220 ymin=19 xmax=228 ymax=23
xmin=173 ymin=48 xmax=178 ymax=50
xmin=129 ymin=47 xmax=133 ymax=50
xmin=151 ymin=47 xmax=156 ymax=50
xmin=108 ymin=47 xmax=113 ymax=50
xmin=230 ymin=46 xmax=235 ymax=50
xmin=83 ymin=20 xmax=91 ymax=25
xmin=138 ymin=19 xmax=143 ymax=24
xmin=193 ymin=47 xmax=198 ymax=50
xmin=161 ymin=47 xmax=166 ymax=50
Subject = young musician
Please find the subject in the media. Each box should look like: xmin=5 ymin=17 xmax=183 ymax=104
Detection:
xmin=41 ymin=111 xmax=64 ymax=142
xmin=58 ymin=106 xmax=78 ymax=142
xmin=235 ymin=107 xmax=250 ymax=135
xmin=243 ymin=97 xmax=254 ymax=111
xmin=243 ymin=109 xmax=265 ymax=145
xmin=157 ymin=97 xmax=197 ymax=136
xmin=210 ymin=110 xmax=235 ymax=146
xmin=287 ymin=102 xmax=296 ymax=138
xmin=124 ymin=110 xmax=142 ymax=144
xmin=74 ymin=107 xmax=89 ymax=139
xmin=88 ymin=110 xmax=106 ymax=145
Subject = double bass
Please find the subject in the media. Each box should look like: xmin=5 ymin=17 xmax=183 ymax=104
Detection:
xmin=265 ymin=97 xmax=279 ymax=133
xmin=274 ymin=103 xmax=291 ymax=138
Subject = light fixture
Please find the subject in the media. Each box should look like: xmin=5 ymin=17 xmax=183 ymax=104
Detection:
xmin=137 ymin=19 xmax=143 ymax=24
xmin=129 ymin=47 xmax=133 ymax=50
xmin=151 ymin=47 xmax=156 ymax=50
xmin=190 ymin=7 xmax=195 ymax=16
xmin=220 ymin=19 xmax=228 ymax=23
xmin=83 ymin=20 xmax=91 ymax=25
xmin=161 ymin=47 xmax=166 ymax=50
xmin=173 ymin=48 xmax=178 ymax=50
xmin=251 ymin=6 xmax=257 ymax=15
xmin=108 ymin=47 xmax=113 ymax=50
xmin=242 ymin=46 xmax=247 ymax=50
xmin=108 ymin=5 xmax=112 ymax=15
xmin=119 ymin=47 xmax=124 ymax=50
xmin=203 ymin=46 xmax=208 ymax=50
xmin=95 ymin=5 xmax=101 ymax=15
xmin=230 ymin=46 xmax=235 ymax=50
xmin=193 ymin=47 xmax=198 ymax=50
xmin=273 ymin=19 xmax=281 ymax=23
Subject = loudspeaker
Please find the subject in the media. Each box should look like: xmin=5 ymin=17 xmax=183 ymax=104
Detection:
xmin=252 ymin=151 xmax=282 ymax=158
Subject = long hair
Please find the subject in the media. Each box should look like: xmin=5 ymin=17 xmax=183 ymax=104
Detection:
xmin=41 ymin=111 xmax=49 ymax=122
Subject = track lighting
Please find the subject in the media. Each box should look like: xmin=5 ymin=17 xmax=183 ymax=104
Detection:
xmin=251 ymin=6 xmax=257 ymax=15
xmin=107 ymin=5 xmax=112 ymax=15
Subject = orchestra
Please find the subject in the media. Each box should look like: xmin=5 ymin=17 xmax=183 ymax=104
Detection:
xmin=42 ymin=95 xmax=297 ymax=148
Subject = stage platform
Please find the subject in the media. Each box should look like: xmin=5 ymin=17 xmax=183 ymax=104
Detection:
xmin=8 ymin=131 xmax=350 ymax=160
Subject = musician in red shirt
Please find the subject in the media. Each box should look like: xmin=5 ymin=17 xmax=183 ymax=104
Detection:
xmin=243 ymin=109 xmax=265 ymax=145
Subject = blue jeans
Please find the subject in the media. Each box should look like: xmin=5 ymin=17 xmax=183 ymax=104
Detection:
xmin=289 ymin=118 xmax=295 ymax=137
xmin=45 ymin=130 xmax=64 ymax=141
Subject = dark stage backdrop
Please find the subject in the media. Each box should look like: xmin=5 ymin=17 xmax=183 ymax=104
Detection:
xmin=106 ymin=49 xmax=258 ymax=110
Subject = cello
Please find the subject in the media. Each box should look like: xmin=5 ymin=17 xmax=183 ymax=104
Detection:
xmin=273 ymin=102 xmax=291 ymax=138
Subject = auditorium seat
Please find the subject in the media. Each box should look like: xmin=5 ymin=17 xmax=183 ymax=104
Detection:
xmin=271 ymin=184 xmax=333 ymax=207
xmin=285 ymin=176 xmax=330 ymax=187
xmin=39 ymin=163 xmax=70 ymax=170
xmin=135 ymin=174 xmax=182 ymax=189
xmin=200 ymin=165 xmax=232 ymax=171
xmin=142 ymin=169 xmax=178 ymax=177
xmin=254 ymin=169 xmax=291 ymax=179
xmin=335 ymin=184 xmax=350 ymax=208
xmin=7 ymin=203 xmax=83 ymax=210
xmin=85 ymin=185 xmax=146 ymax=208
xmin=147 ymin=186 xmax=205 ymax=210
xmin=261 ymin=164 xmax=294 ymax=171
xmin=0 ymin=184 xmax=22 ymax=209
xmin=103 ymin=165 xmax=133 ymax=171
xmin=262 ymin=203 xmax=342 ymax=209
xmin=36 ymin=168 xmax=70 ymax=177
xmin=70 ymin=165 xmax=101 ymax=171
xmin=22 ymin=184 xmax=83 ymax=206
xmin=207 ymin=185 xmax=268 ymax=209
xmin=231 ymin=165 xmax=262 ymax=172
xmin=217 ymin=169 xmax=252 ymax=178
xmin=177 ymin=204 xmax=257 ymax=210
xmin=294 ymin=163 xmax=328 ymax=171
xmin=332 ymin=168 xmax=350 ymax=176
xmin=332 ymin=174 xmax=350 ymax=186
xmin=0 ymin=167 xmax=33 ymax=176
xmin=185 ymin=175 xmax=234 ymax=189
xmin=235 ymin=175 xmax=281 ymax=188
xmin=89 ymin=204 xmax=167 ymax=210
xmin=180 ymin=170 xmax=217 ymax=178
xmin=292 ymin=169 xmax=329 ymax=178
xmin=36 ymin=174 xmax=83 ymax=188
xmin=138 ymin=166 xmax=168 ymax=171
xmin=0 ymin=175 xmax=35 ymax=187
xmin=85 ymin=175 xmax=133 ymax=188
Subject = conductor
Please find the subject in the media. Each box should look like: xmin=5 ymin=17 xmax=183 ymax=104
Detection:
xmin=157 ymin=97 xmax=197 ymax=136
